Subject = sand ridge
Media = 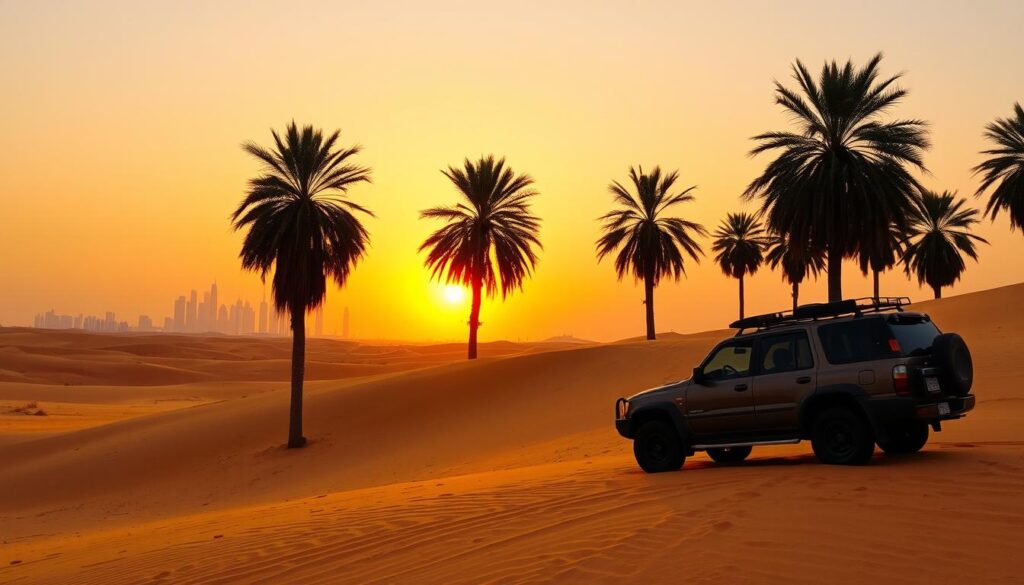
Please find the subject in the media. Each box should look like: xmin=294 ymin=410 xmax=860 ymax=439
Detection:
xmin=0 ymin=284 xmax=1022 ymax=583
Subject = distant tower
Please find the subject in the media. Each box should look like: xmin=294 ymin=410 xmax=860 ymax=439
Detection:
xmin=217 ymin=304 xmax=228 ymax=332
xmin=314 ymin=306 xmax=324 ymax=337
xmin=259 ymin=296 xmax=268 ymax=335
xmin=186 ymin=290 xmax=198 ymax=331
xmin=342 ymin=306 xmax=350 ymax=339
xmin=172 ymin=297 xmax=186 ymax=333
xmin=209 ymin=282 xmax=218 ymax=330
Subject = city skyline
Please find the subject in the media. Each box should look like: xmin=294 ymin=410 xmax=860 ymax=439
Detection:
xmin=29 ymin=281 xmax=348 ymax=338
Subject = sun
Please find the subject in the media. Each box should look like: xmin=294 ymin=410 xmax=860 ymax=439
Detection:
xmin=442 ymin=285 xmax=466 ymax=305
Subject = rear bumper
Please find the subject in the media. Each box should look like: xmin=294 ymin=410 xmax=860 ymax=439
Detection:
xmin=861 ymin=394 xmax=975 ymax=425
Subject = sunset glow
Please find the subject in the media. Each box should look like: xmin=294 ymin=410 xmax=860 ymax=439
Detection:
xmin=2 ymin=1 xmax=1023 ymax=343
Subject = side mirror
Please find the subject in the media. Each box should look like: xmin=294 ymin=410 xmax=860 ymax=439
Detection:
xmin=691 ymin=366 xmax=705 ymax=385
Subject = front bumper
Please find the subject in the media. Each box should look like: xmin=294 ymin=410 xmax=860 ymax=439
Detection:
xmin=615 ymin=397 xmax=631 ymax=438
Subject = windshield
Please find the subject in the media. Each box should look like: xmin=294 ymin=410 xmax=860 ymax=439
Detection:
xmin=887 ymin=315 xmax=940 ymax=357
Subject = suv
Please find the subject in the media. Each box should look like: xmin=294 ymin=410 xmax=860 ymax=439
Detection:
xmin=614 ymin=297 xmax=976 ymax=472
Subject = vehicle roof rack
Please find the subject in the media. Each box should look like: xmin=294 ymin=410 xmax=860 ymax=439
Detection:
xmin=729 ymin=296 xmax=912 ymax=334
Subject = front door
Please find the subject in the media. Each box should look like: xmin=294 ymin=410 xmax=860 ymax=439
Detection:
xmin=685 ymin=339 xmax=756 ymax=437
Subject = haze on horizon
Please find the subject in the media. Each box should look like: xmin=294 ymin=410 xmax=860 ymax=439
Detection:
xmin=2 ymin=0 xmax=1023 ymax=342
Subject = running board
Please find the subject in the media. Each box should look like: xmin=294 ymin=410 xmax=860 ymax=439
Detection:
xmin=691 ymin=438 xmax=801 ymax=450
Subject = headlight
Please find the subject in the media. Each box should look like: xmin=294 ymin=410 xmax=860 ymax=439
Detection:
xmin=616 ymin=398 xmax=629 ymax=419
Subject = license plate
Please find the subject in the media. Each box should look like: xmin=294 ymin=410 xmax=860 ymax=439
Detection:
xmin=925 ymin=377 xmax=941 ymax=393
xmin=938 ymin=402 xmax=951 ymax=415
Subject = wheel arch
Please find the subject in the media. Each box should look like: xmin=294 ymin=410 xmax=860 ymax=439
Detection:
xmin=799 ymin=385 xmax=872 ymax=439
xmin=627 ymin=404 xmax=690 ymax=449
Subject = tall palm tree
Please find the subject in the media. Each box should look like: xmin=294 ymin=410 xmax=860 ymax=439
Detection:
xmin=596 ymin=166 xmax=706 ymax=340
xmin=744 ymin=53 xmax=929 ymax=302
xmin=974 ymin=102 xmax=1024 ymax=231
xmin=712 ymin=212 xmax=766 ymax=320
xmin=232 ymin=122 xmax=372 ymax=449
xmin=765 ymin=230 xmax=825 ymax=311
xmin=902 ymin=190 xmax=987 ymax=299
xmin=857 ymin=221 xmax=912 ymax=299
xmin=420 ymin=155 xmax=541 ymax=360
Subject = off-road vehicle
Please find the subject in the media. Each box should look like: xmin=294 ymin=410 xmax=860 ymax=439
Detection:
xmin=614 ymin=297 xmax=976 ymax=471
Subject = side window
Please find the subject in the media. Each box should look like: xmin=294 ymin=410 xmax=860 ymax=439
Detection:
xmin=755 ymin=332 xmax=813 ymax=374
xmin=817 ymin=318 xmax=895 ymax=364
xmin=701 ymin=342 xmax=753 ymax=381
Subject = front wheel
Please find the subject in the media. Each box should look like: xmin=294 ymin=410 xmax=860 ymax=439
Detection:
xmin=811 ymin=407 xmax=875 ymax=465
xmin=633 ymin=420 xmax=686 ymax=473
xmin=878 ymin=421 xmax=929 ymax=454
xmin=707 ymin=446 xmax=752 ymax=463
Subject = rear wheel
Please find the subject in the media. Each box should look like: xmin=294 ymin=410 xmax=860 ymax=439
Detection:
xmin=811 ymin=407 xmax=875 ymax=465
xmin=633 ymin=420 xmax=686 ymax=473
xmin=707 ymin=446 xmax=752 ymax=463
xmin=878 ymin=421 xmax=929 ymax=454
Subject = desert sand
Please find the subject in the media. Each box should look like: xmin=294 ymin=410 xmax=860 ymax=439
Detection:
xmin=1 ymin=285 xmax=1022 ymax=584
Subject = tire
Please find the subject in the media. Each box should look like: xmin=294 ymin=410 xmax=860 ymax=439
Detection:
xmin=707 ymin=446 xmax=752 ymax=463
xmin=878 ymin=421 xmax=929 ymax=454
xmin=811 ymin=407 xmax=875 ymax=465
xmin=633 ymin=420 xmax=686 ymax=473
xmin=932 ymin=333 xmax=973 ymax=396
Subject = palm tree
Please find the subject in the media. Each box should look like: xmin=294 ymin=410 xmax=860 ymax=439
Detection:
xmin=765 ymin=230 xmax=825 ymax=311
xmin=857 ymin=221 xmax=912 ymax=299
xmin=974 ymin=102 xmax=1024 ymax=231
xmin=420 ymin=155 xmax=541 ymax=360
xmin=232 ymin=122 xmax=372 ymax=448
xmin=744 ymin=53 xmax=929 ymax=302
xmin=596 ymin=166 xmax=706 ymax=340
xmin=712 ymin=212 xmax=766 ymax=320
xmin=902 ymin=191 xmax=987 ymax=299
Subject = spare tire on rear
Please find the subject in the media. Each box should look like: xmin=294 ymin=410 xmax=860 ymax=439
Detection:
xmin=932 ymin=333 xmax=973 ymax=396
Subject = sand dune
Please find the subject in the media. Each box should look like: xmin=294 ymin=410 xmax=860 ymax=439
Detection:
xmin=1 ymin=284 xmax=1022 ymax=583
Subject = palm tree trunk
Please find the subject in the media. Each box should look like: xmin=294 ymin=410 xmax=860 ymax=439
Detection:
xmin=932 ymin=284 xmax=942 ymax=299
xmin=288 ymin=306 xmax=306 ymax=449
xmin=467 ymin=277 xmax=482 ymax=359
xmin=644 ymin=273 xmax=656 ymax=341
xmin=738 ymin=275 xmax=745 ymax=320
xmin=873 ymin=269 xmax=881 ymax=299
xmin=792 ymin=281 xmax=799 ymax=312
xmin=827 ymin=245 xmax=843 ymax=302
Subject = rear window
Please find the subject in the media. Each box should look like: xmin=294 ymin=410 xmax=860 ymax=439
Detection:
xmin=817 ymin=318 xmax=896 ymax=364
xmin=818 ymin=315 xmax=941 ymax=364
xmin=887 ymin=315 xmax=940 ymax=357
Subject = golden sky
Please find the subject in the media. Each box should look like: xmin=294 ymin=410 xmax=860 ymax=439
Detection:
xmin=2 ymin=0 xmax=1023 ymax=342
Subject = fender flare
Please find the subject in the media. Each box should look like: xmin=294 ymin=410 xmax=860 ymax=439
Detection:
xmin=627 ymin=403 xmax=690 ymax=448
xmin=798 ymin=384 xmax=876 ymax=435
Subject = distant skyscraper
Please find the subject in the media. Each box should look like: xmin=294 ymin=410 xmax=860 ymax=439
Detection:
xmin=259 ymin=297 xmax=268 ymax=334
xmin=163 ymin=317 xmax=174 ymax=332
xmin=217 ymin=304 xmax=228 ymax=331
xmin=173 ymin=296 xmax=186 ymax=332
xmin=342 ymin=306 xmax=350 ymax=339
xmin=268 ymin=306 xmax=278 ymax=336
xmin=138 ymin=315 xmax=153 ymax=331
xmin=186 ymin=290 xmax=198 ymax=331
xmin=209 ymin=282 xmax=218 ymax=330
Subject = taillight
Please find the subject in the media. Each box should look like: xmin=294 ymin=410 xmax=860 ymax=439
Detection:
xmin=888 ymin=338 xmax=902 ymax=353
xmin=893 ymin=365 xmax=910 ymax=396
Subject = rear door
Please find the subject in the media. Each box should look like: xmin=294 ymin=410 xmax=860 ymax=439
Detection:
xmin=685 ymin=339 xmax=756 ymax=437
xmin=751 ymin=330 xmax=816 ymax=432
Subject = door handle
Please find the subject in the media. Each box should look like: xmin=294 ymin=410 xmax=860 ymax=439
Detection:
xmin=796 ymin=376 xmax=812 ymax=384
xmin=733 ymin=383 xmax=749 ymax=392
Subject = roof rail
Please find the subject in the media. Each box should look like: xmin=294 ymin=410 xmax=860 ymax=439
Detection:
xmin=729 ymin=296 xmax=912 ymax=333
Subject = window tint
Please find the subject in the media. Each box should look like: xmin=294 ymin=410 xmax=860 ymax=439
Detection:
xmin=756 ymin=332 xmax=813 ymax=374
xmin=702 ymin=343 xmax=752 ymax=380
xmin=817 ymin=318 xmax=897 ymax=364
xmin=887 ymin=315 xmax=940 ymax=357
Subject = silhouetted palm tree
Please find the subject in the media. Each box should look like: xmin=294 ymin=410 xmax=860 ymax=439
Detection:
xmin=233 ymin=122 xmax=372 ymax=448
xmin=744 ymin=53 xmax=929 ymax=302
xmin=713 ymin=212 xmax=766 ymax=320
xmin=420 ymin=156 xmax=541 ymax=360
xmin=596 ymin=166 xmax=706 ymax=340
xmin=765 ymin=230 xmax=826 ymax=311
xmin=974 ymin=102 xmax=1024 ymax=232
xmin=902 ymin=191 xmax=987 ymax=299
xmin=858 ymin=221 xmax=913 ymax=299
